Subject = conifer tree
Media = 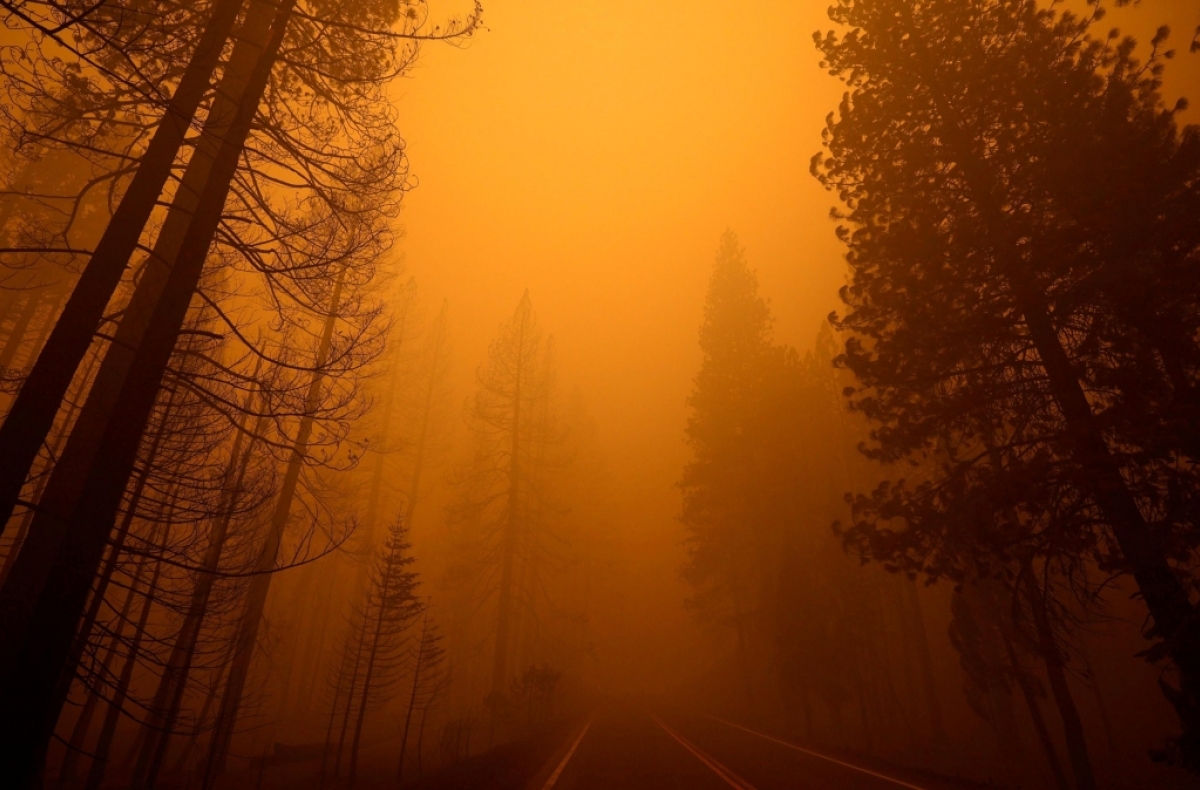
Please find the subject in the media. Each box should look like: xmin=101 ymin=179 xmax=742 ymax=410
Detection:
xmin=680 ymin=231 xmax=782 ymax=702
xmin=813 ymin=0 xmax=1200 ymax=768
xmin=452 ymin=292 xmax=546 ymax=699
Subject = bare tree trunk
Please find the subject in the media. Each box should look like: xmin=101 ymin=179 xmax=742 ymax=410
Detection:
xmin=362 ymin=284 xmax=415 ymax=541
xmin=852 ymin=659 xmax=873 ymax=754
xmin=491 ymin=307 xmax=527 ymax=697
xmin=348 ymin=576 xmax=395 ymax=787
xmin=398 ymin=611 xmax=431 ymax=785
xmin=335 ymin=618 xmax=370 ymax=778
xmin=57 ymin=387 xmax=177 ymax=787
xmin=402 ymin=300 xmax=448 ymax=531
xmin=300 ymin=563 xmax=341 ymax=711
xmin=57 ymin=543 xmax=146 ymax=790
xmin=66 ymin=381 xmax=180 ymax=696
xmin=417 ymin=703 xmax=431 ymax=778
xmin=319 ymin=659 xmax=349 ymax=790
xmin=171 ymin=649 xmax=231 ymax=778
xmin=82 ymin=507 xmax=174 ymax=790
xmin=130 ymin=406 xmax=267 ymax=790
xmin=202 ymin=265 xmax=343 ymax=787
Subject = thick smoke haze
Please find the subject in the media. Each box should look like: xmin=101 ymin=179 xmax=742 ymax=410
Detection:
xmin=4 ymin=0 xmax=1200 ymax=788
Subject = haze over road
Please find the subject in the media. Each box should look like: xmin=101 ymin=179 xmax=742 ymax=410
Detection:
xmin=540 ymin=706 xmax=978 ymax=790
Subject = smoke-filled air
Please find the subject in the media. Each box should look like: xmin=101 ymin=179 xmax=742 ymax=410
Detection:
xmin=5 ymin=1 xmax=1200 ymax=789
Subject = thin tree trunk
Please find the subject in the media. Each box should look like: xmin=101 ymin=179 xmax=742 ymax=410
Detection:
xmin=130 ymin=406 xmax=267 ymax=790
xmin=318 ymin=659 xmax=348 ymax=790
xmin=56 ymin=388 xmax=177 ymax=787
xmin=402 ymin=300 xmax=448 ymax=531
xmin=202 ymin=264 xmax=343 ymax=788
xmin=300 ymin=563 xmax=341 ymax=711
xmin=852 ymin=659 xmax=873 ymax=753
xmin=335 ymin=617 xmax=370 ymax=778
xmin=416 ymin=701 xmax=432 ymax=779
xmin=398 ymin=611 xmax=430 ymax=785
xmin=66 ymin=381 xmax=181 ymax=699
xmin=173 ymin=647 xmax=234 ymax=778
xmin=348 ymin=572 xmax=395 ymax=787
xmin=0 ymin=0 xmax=245 ymax=536
xmin=57 ymin=543 xmax=146 ymax=790
xmin=362 ymin=286 xmax=414 ymax=542
xmin=83 ymin=509 xmax=173 ymax=790
xmin=491 ymin=306 xmax=527 ymax=697
xmin=49 ymin=376 xmax=179 ymax=783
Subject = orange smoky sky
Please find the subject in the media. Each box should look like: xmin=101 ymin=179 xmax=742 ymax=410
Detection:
xmin=391 ymin=0 xmax=1200 ymax=685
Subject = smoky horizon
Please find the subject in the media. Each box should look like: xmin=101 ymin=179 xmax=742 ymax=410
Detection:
xmin=1 ymin=1 xmax=1200 ymax=789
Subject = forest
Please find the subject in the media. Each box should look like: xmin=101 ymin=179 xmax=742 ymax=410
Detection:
xmin=1 ymin=0 xmax=1200 ymax=789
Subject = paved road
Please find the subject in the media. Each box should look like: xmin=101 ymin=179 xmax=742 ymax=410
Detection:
xmin=539 ymin=705 xmax=975 ymax=790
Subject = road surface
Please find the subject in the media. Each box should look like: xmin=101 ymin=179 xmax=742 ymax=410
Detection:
xmin=536 ymin=705 xmax=980 ymax=790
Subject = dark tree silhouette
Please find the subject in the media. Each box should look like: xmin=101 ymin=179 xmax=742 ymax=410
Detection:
xmin=813 ymin=0 xmax=1200 ymax=769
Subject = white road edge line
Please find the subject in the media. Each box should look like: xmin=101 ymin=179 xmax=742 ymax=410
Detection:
xmin=541 ymin=716 xmax=594 ymax=790
xmin=651 ymin=713 xmax=757 ymax=790
xmin=704 ymin=713 xmax=929 ymax=790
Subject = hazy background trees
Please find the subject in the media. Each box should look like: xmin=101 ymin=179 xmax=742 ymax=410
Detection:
xmin=1 ymin=0 xmax=1199 ymax=788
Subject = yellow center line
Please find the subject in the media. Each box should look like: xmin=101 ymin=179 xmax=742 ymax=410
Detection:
xmin=651 ymin=713 xmax=757 ymax=790
xmin=704 ymin=713 xmax=929 ymax=790
xmin=541 ymin=716 xmax=594 ymax=790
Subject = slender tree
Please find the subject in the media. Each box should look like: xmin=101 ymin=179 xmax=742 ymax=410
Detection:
xmin=398 ymin=606 xmax=446 ymax=784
